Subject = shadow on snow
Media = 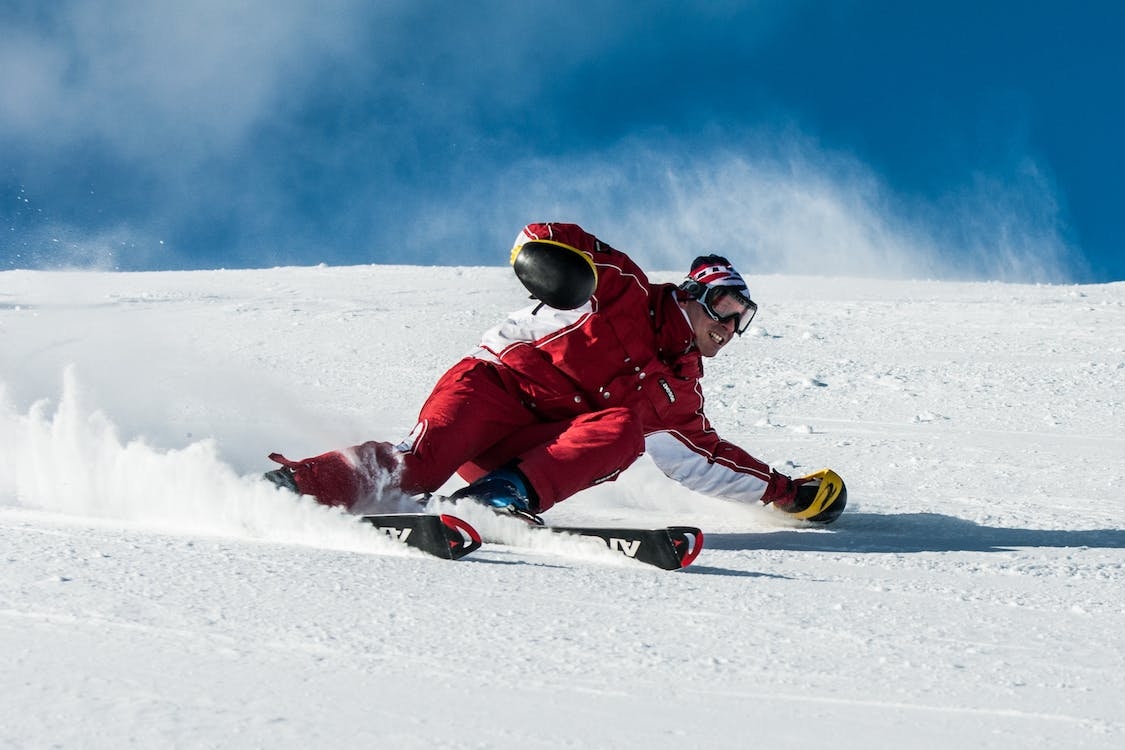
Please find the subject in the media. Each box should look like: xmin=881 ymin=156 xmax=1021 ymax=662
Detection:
xmin=706 ymin=512 xmax=1125 ymax=554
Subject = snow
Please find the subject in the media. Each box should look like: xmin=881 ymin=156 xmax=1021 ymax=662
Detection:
xmin=2 ymin=264 xmax=1124 ymax=748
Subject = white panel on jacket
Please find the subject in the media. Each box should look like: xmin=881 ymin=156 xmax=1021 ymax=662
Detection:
xmin=645 ymin=431 xmax=769 ymax=503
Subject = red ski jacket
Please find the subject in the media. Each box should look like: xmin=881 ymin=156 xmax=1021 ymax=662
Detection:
xmin=472 ymin=222 xmax=775 ymax=503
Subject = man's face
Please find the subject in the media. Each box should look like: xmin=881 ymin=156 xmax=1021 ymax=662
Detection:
xmin=685 ymin=299 xmax=737 ymax=357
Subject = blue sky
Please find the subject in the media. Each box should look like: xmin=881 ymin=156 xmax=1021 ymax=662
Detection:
xmin=2 ymin=1 xmax=1121 ymax=282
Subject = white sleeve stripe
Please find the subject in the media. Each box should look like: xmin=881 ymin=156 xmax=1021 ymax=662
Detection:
xmin=594 ymin=260 xmax=649 ymax=295
xmin=645 ymin=431 xmax=770 ymax=502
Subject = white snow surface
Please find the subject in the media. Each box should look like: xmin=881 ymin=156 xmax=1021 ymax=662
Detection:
xmin=2 ymin=264 xmax=1124 ymax=749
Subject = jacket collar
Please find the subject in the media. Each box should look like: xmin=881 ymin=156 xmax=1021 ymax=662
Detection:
xmin=653 ymin=285 xmax=703 ymax=378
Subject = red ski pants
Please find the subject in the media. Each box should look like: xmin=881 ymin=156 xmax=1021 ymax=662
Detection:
xmin=278 ymin=359 xmax=645 ymax=511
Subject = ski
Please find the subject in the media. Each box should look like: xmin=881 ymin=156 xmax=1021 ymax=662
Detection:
xmin=412 ymin=495 xmax=705 ymax=570
xmin=360 ymin=513 xmax=481 ymax=560
xmin=535 ymin=524 xmax=704 ymax=570
xmin=364 ymin=502 xmax=705 ymax=570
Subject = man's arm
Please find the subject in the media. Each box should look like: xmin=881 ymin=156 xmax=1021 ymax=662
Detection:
xmin=644 ymin=384 xmax=792 ymax=505
xmin=645 ymin=430 xmax=775 ymax=502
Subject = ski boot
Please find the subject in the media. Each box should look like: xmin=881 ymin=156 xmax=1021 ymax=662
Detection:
xmin=264 ymin=465 xmax=300 ymax=494
xmin=449 ymin=467 xmax=545 ymax=525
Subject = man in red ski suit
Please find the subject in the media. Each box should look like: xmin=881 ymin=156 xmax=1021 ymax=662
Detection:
xmin=267 ymin=222 xmax=838 ymax=522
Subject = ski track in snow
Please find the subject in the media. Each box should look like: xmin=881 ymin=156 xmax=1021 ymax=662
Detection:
xmin=1 ymin=265 xmax=1124 ymax=748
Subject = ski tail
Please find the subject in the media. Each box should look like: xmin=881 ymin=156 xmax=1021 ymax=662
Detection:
xmin=361 ymin=513 xmax=482 ymax=560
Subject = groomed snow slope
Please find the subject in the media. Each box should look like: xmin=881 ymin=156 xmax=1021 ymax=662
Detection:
xmin=2 ymin=265 xmax=1123 ymax=749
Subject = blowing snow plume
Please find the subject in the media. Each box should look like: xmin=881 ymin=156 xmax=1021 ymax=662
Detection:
xmin=456 ymin=135 xmax=1081 ymax=284
xmin=0 ymin=369 xmax=398 ymax=555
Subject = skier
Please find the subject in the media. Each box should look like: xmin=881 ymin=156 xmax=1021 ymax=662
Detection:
xmin=266 ymin=222 xmax=845 ymax=524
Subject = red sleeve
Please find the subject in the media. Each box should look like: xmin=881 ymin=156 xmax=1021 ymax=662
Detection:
xmin=518 ymin=222 xmax=606 ymax=255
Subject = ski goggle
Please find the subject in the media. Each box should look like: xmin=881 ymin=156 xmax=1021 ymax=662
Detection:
xmin=699 ymin=286 xmax=758 ymax=335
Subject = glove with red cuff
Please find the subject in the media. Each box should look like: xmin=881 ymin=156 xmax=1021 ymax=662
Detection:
xmin=760 ymin=470 xmax=820 ymax=514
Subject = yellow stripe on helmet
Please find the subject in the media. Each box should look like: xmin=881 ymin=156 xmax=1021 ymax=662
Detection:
xmin=510 ymin=238 xmax=598 ymax=281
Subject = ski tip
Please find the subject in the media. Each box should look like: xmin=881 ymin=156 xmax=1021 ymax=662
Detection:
xmin=667 ymin=526 xmax=705 ymax=569
xmin=439 ymin=514 xmax=483 ymax=559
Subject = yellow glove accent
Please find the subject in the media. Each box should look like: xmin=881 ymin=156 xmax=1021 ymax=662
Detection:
xmin=792 ymin=468 xmax=846 ymax=521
